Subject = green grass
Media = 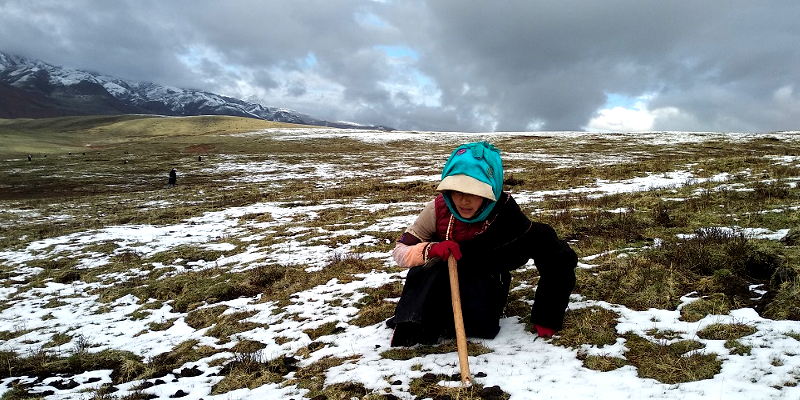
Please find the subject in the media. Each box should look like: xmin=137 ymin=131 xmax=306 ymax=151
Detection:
xmin=622 ymin=333 xmax=722 ymax=384
xmin=697 ymin=322 xmax=758 ymax=340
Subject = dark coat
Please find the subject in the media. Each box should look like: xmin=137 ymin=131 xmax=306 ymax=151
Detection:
xmin=389 ymin=192 xmax=577 ymax=346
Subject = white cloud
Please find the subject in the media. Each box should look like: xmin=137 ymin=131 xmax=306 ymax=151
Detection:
xmin=585 ymin=103 xmax=705 ymax=133
xmin=585 ymin=104 xmax=655 ymax=132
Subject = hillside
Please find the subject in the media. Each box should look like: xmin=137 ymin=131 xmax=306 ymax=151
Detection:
xmin=0 ymin=114 xmax=316 ymax=156
xmin=1 ymin=128 xmax=799 ymax=399
xmin=0 ymin=51 xmax=392 ymax=130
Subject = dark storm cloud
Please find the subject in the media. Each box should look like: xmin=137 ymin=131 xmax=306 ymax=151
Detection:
xmin=398 ymin=0 xmax=800 ymax=131
xmin=285 ymin=80 xmax=307 ymax=97
xmin=1 ymin=0 xmax=798 ymax=132
xmin=0 ymin=1 xmax=196 ymax=87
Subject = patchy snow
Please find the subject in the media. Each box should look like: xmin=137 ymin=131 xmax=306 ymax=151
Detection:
xmin=1 ymin=129 xmax=799 ymax=399
xmin=511 ymin=170 xmax=732 ymax=204
xmin=676 ymin=227 xmax=790 ymax=241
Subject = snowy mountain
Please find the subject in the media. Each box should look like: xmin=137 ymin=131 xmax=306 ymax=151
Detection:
xmin=0 ymin=51 xmax=391 ymax=130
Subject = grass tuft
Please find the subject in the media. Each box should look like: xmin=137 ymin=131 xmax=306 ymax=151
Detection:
xmin=205 ymin=311 xmax=263 ymax=343
xmin=303 ymin=321 xmax=345 ymax=340
xmin=680 ymin=294 xmax=732 ymax=322
xmin=184 ymin=305 xmax=228 ymax=329
xmin=552 ymin=306 xmax=620 ymax=349
xmin=576 ymin=256 xmax=690 ymax=311
xmin=350 ymin=281 xmax=403 ymax=327
xmin=697 ymin=322 xmax=757 ymax=340
xmin=380 ymin=341 xmax=492 ymax=361
xmin=622 ymin=333 xmax=721 ymax=384
xmin=578 ymin=353 xmax=628 ymax=372
xmin=212 ymin=352 xmax=298 ymax=394
xmin=725 ymin=339 xmax=752 ymax=356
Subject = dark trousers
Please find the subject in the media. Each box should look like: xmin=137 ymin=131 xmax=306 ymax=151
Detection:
xmin=389 ymin=260 xmax=510 ymax=346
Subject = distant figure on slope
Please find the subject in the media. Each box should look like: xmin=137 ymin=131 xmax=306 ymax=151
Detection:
xmin=387 ymin=141 xmax=577 ymax=347
xmin=167 ymin=167 xmax=177 ymax=188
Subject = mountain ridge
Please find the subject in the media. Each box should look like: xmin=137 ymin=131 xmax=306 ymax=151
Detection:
xmin=0 ymin=51 xmax=392 ymax=130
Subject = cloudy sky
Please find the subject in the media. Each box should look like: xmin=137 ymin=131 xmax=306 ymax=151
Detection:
xmin=1 ymin=0 xmax=798 ymax=133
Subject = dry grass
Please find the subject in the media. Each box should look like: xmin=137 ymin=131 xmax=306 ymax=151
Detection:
xmin=579 ymin=354 xmax=628 ymax=372
xmin=205 ymin=311 xmax=263 ymax=343
xmin=291 ymin=355 xmax=362 ymax=398
xmin=184 ymin=304 xmax=228 ymax=329
xmin=211 ymin=352 xmax=297 ymax=394
xmin=0 ymin=115 xmax=313 ymax=155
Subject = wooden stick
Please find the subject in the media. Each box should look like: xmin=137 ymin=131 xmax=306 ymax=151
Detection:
xmin=447 ymin=255 xmax=472 ymax=386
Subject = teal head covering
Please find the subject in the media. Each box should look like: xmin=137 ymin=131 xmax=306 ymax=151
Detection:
xmin=436 ymin=141 xmax=504 ymax=223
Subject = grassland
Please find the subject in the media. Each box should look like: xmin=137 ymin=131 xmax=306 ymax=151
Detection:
xmin=1 ymin=115 xmax=799 ymax=399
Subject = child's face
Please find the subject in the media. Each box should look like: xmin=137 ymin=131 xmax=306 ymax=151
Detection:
xmin=451 ymin=191 xmax=484 ymax=219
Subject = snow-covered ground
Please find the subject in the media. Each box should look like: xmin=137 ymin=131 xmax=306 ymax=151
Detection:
xmin=1 ymin=129 xmax=799 ymax=399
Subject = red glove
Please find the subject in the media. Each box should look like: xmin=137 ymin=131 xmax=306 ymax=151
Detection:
xmin=428 ymin=240 xmax=462 ymax=261
xmin=534 ymin=324 xmax=556 ymax=338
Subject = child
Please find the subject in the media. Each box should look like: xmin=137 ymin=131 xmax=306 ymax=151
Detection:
xmin=388 ymin=141 xmax=577 ymax=346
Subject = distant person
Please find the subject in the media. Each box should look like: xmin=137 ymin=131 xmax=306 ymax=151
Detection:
xmin=167 ymin=167 xmax=177 ymax=188
xmin=27 ymin=155 xmax=31 ymax=161
xmin=387 ymin=141 xmax=577 ymax=347
xmin=198 ymin=155 xmax=202 ymax=162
